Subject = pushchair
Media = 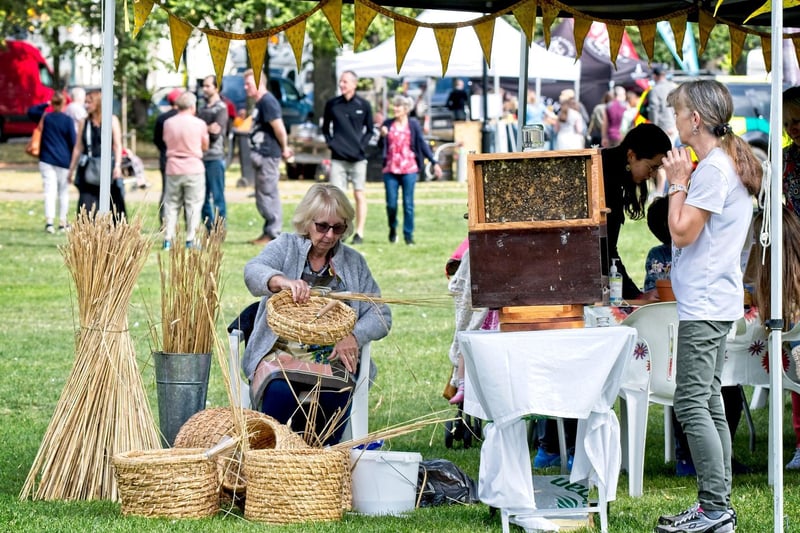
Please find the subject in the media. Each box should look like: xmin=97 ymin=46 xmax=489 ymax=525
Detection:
xmin=119 ymin=148 xmax=150 ymax=191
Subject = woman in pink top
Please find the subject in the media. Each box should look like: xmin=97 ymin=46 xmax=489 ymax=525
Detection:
xmin=162 ymin=91 xmax=209 ymax=249
xmin=379 ymin=95 xmax=441 ymax=245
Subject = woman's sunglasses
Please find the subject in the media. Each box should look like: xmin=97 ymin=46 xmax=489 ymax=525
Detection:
xmin=314 ymin=221 xmax=348 ymax=235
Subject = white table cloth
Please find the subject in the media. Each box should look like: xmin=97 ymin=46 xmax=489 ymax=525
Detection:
xmin=458 ymin=327 xmax=636 ymax=532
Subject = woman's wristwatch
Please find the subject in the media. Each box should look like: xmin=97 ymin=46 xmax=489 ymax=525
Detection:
xmin=668 ymin=183 xmax=688 ymax=196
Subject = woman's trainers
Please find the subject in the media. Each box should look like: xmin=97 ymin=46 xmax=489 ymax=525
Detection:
xmin=448 ymin=385 xmax=464 ymax=405
xmin=655 ymin=506 xmax=735 ymax=533
xmin=787 ymin=447 xmax=800 ymax=470
xmin=45 ymin=224 xmax=55 ymax=234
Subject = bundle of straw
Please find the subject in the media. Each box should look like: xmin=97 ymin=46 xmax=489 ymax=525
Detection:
xmin=155 ymin=220 xmax=225 ymax=354
xmin=20 ymin=211 xmax=160 ymax=501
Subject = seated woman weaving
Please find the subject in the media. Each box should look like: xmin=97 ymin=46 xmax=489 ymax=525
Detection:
xmin=243 ymin=183 xmax=392 ymax=444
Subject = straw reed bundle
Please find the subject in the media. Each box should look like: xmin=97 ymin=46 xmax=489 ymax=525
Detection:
xmin=20 ymin=211 xmax=160 ymax=501
xmin=155 ymin=220 xmax=225 ymax=354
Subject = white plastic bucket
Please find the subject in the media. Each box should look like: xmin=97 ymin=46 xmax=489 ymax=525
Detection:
xmin=349 ymin=449 xmax=422 ymax=515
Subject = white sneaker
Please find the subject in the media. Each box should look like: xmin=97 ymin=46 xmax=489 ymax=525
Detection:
xmin=786 ymin=448 xmax=800 ymax=470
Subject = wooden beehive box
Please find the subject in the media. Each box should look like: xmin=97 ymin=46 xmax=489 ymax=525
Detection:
xmin=467 ymin=149 xmax=608 ymax=308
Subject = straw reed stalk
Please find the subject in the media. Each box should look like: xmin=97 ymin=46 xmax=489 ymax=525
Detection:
xmin=155 ymin=220 xmax=225 ymax=354
xmin=20 ymin=211 xmax=160 ymax=501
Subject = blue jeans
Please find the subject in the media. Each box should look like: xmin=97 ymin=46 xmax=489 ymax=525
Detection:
xmin=202 ymin=159 xmax=226 ymax=230
xmin=383 ymin=173 xmax=416 ymax=241
xmin=260 ymin=379 xmax=352 ymax=445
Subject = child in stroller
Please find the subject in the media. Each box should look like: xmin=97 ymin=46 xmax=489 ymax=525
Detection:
xmin=119 ymin=147 xmax=150 ymax=191
xmin=444 ymin=238 xmax=498 ymax=448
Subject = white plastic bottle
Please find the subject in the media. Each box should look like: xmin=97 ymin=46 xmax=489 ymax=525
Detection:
xmin=609 ymin=258 xmax=623 ymax=306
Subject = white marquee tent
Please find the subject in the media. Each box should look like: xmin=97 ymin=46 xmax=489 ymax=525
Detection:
xmin=335 ymin=9 xmax=580 ymax=83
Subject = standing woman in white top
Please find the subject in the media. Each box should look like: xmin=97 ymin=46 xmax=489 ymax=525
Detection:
xmin=555 ymin=97 xmax=586 ymax=150
xmin=653 ymin=80 xmax=761 ymax=533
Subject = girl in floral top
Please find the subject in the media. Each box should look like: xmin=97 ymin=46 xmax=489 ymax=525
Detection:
xmin=380 ymin=95 xmax=441 ymax=245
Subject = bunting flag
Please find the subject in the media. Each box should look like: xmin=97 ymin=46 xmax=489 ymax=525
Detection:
xmin=434 ymin=27 xmax=457 ymax=77
xmin=794 ymin=38 xmax=800 ymax=71
xmin=729 ymin=26 xmax=747 ymax=68
xmin=353 ymin=0 xmax=378 ymax=50
xmin=698 ymin=9 xmax=716 ymax=56
xmin=541 ymin=2 xmax=560 ymax=49
xmin=513 ymin=0 xmax=538 ymax=45
xmin=745 ymin=0 xmax=800 ymax=23
xmin=669 ymin=15 xmax=688 ymax=61
xmin=607 ymin=23 xmax=625 ymax=68
xmin=132 ymin=0 xmax=153 ymax=39
xmin=394 ymin=19 xmax=418 ymax=73
xmin=572 ymin=16 xmax=592 ymax=59
xmin=473 ymin=18 xmax=496 ymax=67
xmin=286 ymin=20 xmax=307 ymax=72
xmin=322 ymin=0 xmax=343 ymax=45
xmin=246 ymin=36 xmax=269 ymax=88
xmin=169 ymin=16 xmax=193 ymax=70
xmin=761 ymin=35 xmax=772 ymax=73
xmin=207 ymin=34 xmax=230 ymax=84
xmin=639 ymin=23 xmax=657 ymax=61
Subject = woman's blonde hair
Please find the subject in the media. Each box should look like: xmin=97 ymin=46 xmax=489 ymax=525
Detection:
xmin=667 ymin=80 xmax=762 ymax=195
xmin=752 ymin=207 xmax=800 ymax=325
xmin=292 ymin=183 xmax=355 ymax=239
xmin=391 ymin=94 xmax=412 ymax=110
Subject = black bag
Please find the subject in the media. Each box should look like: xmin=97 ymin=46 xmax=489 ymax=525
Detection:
xmin=417 ymin=459 xmax=479 ymax=507
xmin=80 ymin=156 xmax=102 ymax=186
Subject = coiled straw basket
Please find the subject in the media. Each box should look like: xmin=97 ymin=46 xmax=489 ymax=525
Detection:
xmin=267 ymin=289 xmax=356 ymax=345
xmin=244 ymin=448 xmax=348 ymax=524
xmin=174 ymin=408 xmax=307 ymax=494
xmin=112 ymin=448 xmax=219 ymax=518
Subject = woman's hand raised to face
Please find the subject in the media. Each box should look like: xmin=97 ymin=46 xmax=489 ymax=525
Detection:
xmin=661 ymin=146 xmax=693 ymax=188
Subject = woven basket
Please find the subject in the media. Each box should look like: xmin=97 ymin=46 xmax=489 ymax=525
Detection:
xmin=174 ymin=408 xmax=307 ymax=493
xmin=112 ymin=448 xmax=219 ymax=518
xmin=267 ymin=289 xmax=356 ymax=345
xmin=244 ymin=448 xmax=347 ymax=524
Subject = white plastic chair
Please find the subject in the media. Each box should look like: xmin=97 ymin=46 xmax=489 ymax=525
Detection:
xmin=227 ymin=327 xmax=372 ymax=440
xmin=618 ymin=301 xmax=679 ymax=497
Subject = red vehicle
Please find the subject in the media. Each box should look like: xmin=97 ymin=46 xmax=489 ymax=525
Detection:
xmin=0 ymin=40 xmax=56 ymax=142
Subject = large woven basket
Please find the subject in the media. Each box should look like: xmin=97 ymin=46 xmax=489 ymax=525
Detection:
xmin=174 ymin=408 xmax=307 ymax=493
xmin=112 ymin=448 xmax=219 ymax=518
xmin=244 ymin=448 xmax=348 ymax=524
xmin=267 ymin=289 xmax=356 ymax=345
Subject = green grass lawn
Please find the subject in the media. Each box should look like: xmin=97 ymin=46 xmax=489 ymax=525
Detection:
xmin=0 ymin=163 xmax=798 ymax=532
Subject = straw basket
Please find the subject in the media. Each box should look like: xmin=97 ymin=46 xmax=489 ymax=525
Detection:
xmin=174 ymin=408 xmax=307 ymax=493
xmin=112 ymin=448 xmax=219 ymax=518
xmin=267 ymin=290 xmax=356 ymax=345
xmin=244 ymin=448 xmax=348 ymax=524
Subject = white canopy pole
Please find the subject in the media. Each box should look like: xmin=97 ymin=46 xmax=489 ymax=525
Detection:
xmin=768 ymin=5 xmax=784 ymax=532
xmin=98 ymin=0 xmax=116 ymax=214
xmin=517 ymin=31 xmax=530 ymax=148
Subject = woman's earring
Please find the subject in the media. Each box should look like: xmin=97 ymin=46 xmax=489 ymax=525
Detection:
xmin=625 ymin=163 xmax=631 ymax=172
xmin=692 ymin=126 xmax=699 ymax=135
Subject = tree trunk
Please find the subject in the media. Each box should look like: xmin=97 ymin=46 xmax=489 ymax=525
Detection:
xmin=313 ymin=47 xmax=336 ymax=122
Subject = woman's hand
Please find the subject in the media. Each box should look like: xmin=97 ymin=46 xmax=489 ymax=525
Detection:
xmin=433 ymin=163 xmax=443 ymax=180
xmin=269 ymin=275 xmax=311 ymax=303
xmin=380 ymin=125 xmax=388 ymax=137
xmin=330 ymin=334 xmax=359 ymax=373
xmin=661 ymin=146 xmax=693 ymax=187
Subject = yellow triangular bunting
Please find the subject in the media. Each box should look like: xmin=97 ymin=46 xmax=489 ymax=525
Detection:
xmin=169 ymin=15 xmax=193 ymax=70
xmin=322 ymin=0 xmax=343 ymax=46
xmin=669 ymin=16 xmax=687 ymax=61
xmin=434 ymin=27 xmax=457 ymax=77
xmin=729 ymin=27 xmax=746 ymax=70
xmin=573 ymin=17 xmax=592 ymax=60
xmin=394 ymin=19 xmax=418 ymax=73
xmin=353 ymin=0 xmax=378 ymax=50
xmin=246 ymin=36 xmax=269 ymax=88
xmin=132 ymin=0 xmax=154 ymax=39
xmin=607 ymin=23 xmax=624 ymax=68
xmin=541 ymin=3 xmax=560 ymax=49
xmin=286 ymin=20 xmax=307 ymax=72
xmin=639 ymin=23 xmax=657 ymax=62
xmin=761 ymin=35 xmax=772 ymax=73
xmin=513 ymin=0 xmax=538 ymax=45
xmin=744 ymin=0 xmax=771 ymax=23
xmin=714 ymin=0 xmax=726 ymax=16
xmin=473 ymin=18 xmax=495 ymax=68
xmin=207 ymin=34 xmax=230 ymax=84
xmin=698 ymin=10 xmax=715 ymax=56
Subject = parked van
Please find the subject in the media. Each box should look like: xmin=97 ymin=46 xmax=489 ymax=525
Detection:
xmin=0 ymin=40 xmax=56 ymax=141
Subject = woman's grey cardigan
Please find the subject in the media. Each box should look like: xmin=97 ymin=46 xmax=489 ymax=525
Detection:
xmin=242 ymin=232 xmax=392 ymax=380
